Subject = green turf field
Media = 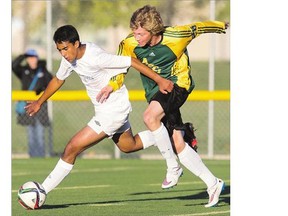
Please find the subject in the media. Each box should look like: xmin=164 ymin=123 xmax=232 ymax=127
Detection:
xmin=12 ymin=158 xmax=230 ymax=216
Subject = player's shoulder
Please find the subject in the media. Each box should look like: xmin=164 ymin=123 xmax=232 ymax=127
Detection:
xmin=121 ymin=33 xmax=138 ymax=47
xmin=83 ymin=41 xmax=107 ymax=56
xmin=84 ymin=41 xmax=101 ymax=50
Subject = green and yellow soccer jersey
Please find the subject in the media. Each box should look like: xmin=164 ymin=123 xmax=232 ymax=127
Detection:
xmin=118 ymin=21 xmax=226 ymax=102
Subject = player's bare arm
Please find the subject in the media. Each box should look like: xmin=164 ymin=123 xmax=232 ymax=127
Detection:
xmin=96 ymin=57 xmax=174 ymax=103
xmin=130 ymin=57 xmax=174 ymax=94
xmin=25 ymin=77 xmax=65 ymax=116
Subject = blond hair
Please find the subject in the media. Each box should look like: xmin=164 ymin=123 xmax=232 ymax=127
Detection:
xmin=130 ymin=5 xmax=164 ymax=35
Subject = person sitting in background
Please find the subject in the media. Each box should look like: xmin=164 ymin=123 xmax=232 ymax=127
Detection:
xmin=12 ymin=49 xmax=53 ymax=157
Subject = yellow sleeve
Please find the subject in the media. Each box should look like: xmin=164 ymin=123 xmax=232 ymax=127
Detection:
xmin=191 ymin=21 xmax=226 ymax=38
xmin=108 ymin=73 xmax=126 ymax=91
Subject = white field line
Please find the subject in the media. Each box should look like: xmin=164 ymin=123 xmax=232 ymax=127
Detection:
xmin=54 ymin=185 xmax=111 ymax=190
xmin=12 ymin=184 xmax=111 ymax=193
xmin=12 ymin=166 xmax=134 ymax=176
xmin=12 ymin=179 xmax=230 ymax=193
xmin=172 ymin=210 xmax=230 ymax=216
xmin=149 ymin=179 xmax=230 ymax=186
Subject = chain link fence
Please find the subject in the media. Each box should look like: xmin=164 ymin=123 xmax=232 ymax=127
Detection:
xmin=12 ymin=96 xmax=230 ymax=159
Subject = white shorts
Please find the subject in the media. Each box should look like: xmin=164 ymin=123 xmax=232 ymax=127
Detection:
xmin=88 ymin=113 xmax=131 ymax=138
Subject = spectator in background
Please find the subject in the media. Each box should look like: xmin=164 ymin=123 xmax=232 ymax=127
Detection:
xmin=12 ymin=49 xmax=53 ymax=157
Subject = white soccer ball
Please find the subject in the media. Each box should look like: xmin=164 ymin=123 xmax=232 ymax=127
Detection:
xmin=18 ymin=181 xmax=47 ymax=210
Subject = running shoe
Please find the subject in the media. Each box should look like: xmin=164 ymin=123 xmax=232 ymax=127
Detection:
xmin=161 ymin=167 xmax=183 ymax=189
xmin=205 ymin=178 xmax=225 ymax=207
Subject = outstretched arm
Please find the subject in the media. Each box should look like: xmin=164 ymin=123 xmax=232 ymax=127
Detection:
xmin=25 ymin=76 xmax=64 ymax=116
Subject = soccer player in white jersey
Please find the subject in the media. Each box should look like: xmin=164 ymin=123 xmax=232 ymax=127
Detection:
xmin=25 ymin=25 xmax=179 ymax=201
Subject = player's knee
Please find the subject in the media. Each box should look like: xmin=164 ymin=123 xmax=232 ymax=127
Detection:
xmin=143 ymin=112 xmax=157 ymax=127
xmin=117 ymin=139 xmax=140 ymax=153
xmin=63 ymin=142 xmax=81 ymax=157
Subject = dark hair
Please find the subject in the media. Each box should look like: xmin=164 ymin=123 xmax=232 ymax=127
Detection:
xmin=53 ymin=25 xmax=80 ymax=44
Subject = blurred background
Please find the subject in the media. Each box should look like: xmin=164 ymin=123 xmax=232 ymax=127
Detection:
xmin=11 ymin=0 xmax=230 ymax=159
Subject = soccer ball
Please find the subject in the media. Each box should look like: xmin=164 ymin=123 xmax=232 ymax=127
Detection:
xmin=18 ymin=181 xmax=47 ymax=210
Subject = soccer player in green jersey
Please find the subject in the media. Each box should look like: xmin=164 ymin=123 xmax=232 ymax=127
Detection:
xmin=97 ymin=5 xmax=229 ymax=207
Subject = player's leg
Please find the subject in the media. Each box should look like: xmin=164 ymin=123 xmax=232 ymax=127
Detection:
xmin=144 ymin=100 xmax=181 ymax=189
xmin=165 ymin=91 xmax=225 ymax=206
xmin=172 ymin=130 xmax=216 ymax=185
xmin=172 ymin=129 xmax=225 ymax=207
xmin=113 ymin=128 xmax=156 ymax=153
xmin=42 ymin=125 xmax=107 ymax=194
xmin=62 ymin=126 xmax=107 ymax=164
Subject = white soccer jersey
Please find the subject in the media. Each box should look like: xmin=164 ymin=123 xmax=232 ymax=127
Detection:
xmin=56 ymin=42 xmax=132 ymax=110
xmin=56 ymin=42 xmax=132 ymax=135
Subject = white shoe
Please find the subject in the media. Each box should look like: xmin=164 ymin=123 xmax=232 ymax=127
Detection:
xmin=161 ymin=167 xmax=183 ymax=189
xmin=205 ymin=178 xmax=225 ymax=207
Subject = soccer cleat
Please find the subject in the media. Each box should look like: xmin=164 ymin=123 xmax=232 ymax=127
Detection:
xmin=183 ymin=122 xmax=198 ymax=152
xmin=205 ymin=178 xmax=225 ymax=208
xmin=161 ymin=167 xmax=183 ymax=189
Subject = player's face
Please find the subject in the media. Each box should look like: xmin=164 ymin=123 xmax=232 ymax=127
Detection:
xmin=132 ymin=27 xmax=153 ymax=47
xmin=56 ymin=41 xmax=80 ymax=63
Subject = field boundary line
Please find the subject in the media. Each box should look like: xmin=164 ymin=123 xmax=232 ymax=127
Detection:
xmin=172 ymin=210 xmax=230 ymax=216
xmin=12 ymin=179 xmax=230 ymax=193
xmin=149 ymin=179 xmax=230 ymax=187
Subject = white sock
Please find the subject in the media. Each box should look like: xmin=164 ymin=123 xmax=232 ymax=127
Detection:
xmin=138 ymin=130 xmax=156 ymax=149
xmin=178 ymin=143 xmax=216 ymax=189
xmin=151 ymin=123 xmax=179 ymax=171
xmin=42 ymin=158 xmax=74 ymax=194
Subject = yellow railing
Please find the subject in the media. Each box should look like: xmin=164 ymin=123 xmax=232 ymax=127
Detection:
xmin=11 ymin=90 xmax=230 ymax=101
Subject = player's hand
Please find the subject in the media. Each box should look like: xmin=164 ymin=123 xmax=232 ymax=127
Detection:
xmin=96 ymin=85 xmax=113 ymax=103
xmin=25 ymin=101 xmax=41 ymax=116
xmin=157 ymin=77 xmax=174 ymax=94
